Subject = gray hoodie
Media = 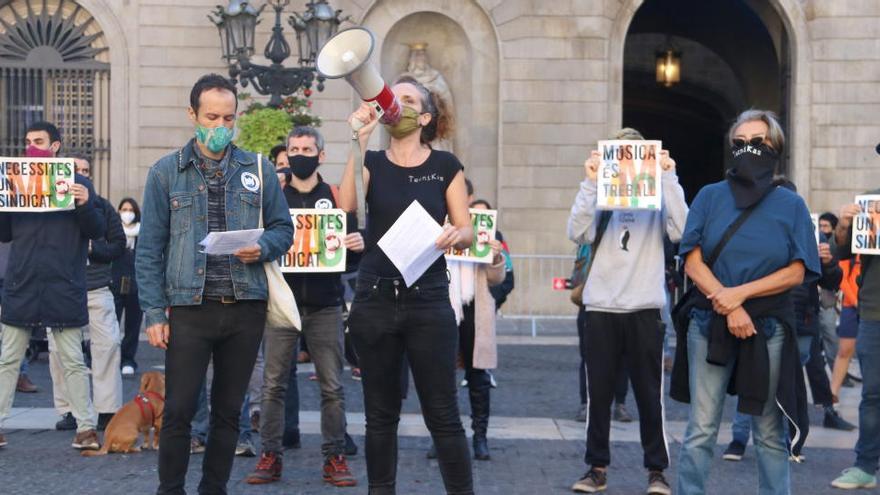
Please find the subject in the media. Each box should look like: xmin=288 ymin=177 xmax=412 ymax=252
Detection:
xmin=567 ymin=171 xmax=689 ymax=313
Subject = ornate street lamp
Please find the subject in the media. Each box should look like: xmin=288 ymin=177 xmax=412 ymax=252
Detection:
xmin=655 ymin=37 xmax=681 ymax=88
xmin=209 ymin=0 xmax=347 ymax=108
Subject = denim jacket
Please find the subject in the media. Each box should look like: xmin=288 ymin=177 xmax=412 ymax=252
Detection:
xmin=136 ymin=140 xmax=294 ymax=327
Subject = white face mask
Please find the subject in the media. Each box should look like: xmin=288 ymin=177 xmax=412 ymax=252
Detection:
xmin=120 ymin=211 xmax=136 ymax=225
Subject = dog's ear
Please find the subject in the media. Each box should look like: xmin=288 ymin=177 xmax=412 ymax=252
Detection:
xmin=140 ymin=373 xmax=152 ymax=393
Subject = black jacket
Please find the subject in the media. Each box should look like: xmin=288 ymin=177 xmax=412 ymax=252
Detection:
xmin=0 ymin=174 xmax=104 ymax=327
xmin=86 ymin=195 xmax=125 ymax=291
xmin=671 ymin=291 xmax=809 ymax=453
xmin=283 ymin=176 xmax=361 ymax=308
xmin=792 ymin=233 xmax=842 ymax=336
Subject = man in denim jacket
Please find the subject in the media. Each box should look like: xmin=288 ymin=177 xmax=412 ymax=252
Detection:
xmin=136 ymin=74 xmax=293 ymax=495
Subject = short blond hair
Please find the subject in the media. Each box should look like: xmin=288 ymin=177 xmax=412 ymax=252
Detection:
xmin=613 ymin=127 xmax=644 ymax=140
xmin=728 ymin=109 xmax=785 ymax=153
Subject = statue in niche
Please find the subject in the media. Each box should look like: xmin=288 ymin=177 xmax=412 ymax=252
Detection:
xmin=398 ymin=42 xmax=455 ymax=152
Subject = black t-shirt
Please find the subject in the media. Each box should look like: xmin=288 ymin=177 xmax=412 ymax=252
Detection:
xmin=360 ymin=149 xmax=464 ymax=278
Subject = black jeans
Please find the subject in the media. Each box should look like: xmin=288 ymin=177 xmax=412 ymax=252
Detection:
xmin=115 ymin=287 xmax=143 ymax=369
xmin=349 ymin=271 xmax=473 ymax=495
xmin=157 ymin=300 xmax=266 ymax=495
xmin=805 ymin=331 xmax=834 ymax=406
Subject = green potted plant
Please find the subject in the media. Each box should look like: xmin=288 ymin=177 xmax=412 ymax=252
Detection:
xmin=235 ymin=90 xmax=322 ymax=157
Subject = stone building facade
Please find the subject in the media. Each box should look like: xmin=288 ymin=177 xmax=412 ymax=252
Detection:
xmin=1 ymin=0 xmax=878 ymax=313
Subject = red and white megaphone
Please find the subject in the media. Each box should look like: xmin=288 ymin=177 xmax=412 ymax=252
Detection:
xmin=317 ymin=27 xmax=401 ymax=130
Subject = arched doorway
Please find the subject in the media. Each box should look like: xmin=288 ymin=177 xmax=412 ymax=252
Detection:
xmin=0 ymin=0 xmax=111 ymax=194
xmin=613 ymin=0 xmax=809 ymax=201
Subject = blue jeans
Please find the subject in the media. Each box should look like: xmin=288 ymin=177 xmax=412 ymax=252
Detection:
xmin=677 ymin=313 xmax=790 ymax=495
xmin=855 ymin=319 xmax=880 ymax=475
xmin=731 ymin=408 xmax=752 ymax=446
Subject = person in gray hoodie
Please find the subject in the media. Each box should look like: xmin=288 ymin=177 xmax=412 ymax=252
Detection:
xmin=567 ymin=128 xmax=688 ymax=495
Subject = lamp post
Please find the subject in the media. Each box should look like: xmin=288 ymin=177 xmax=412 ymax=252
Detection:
xmin=209 ymin=0 xmax=346 ymax=108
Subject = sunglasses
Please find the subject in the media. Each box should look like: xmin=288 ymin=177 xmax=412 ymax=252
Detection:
xmin=732 ymin=136 xmax=766 ymax=148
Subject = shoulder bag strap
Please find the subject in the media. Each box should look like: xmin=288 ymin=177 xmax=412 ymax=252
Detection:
xmin=705 ymin=202 xmax=760 ymax=268
xmin=257 ymin=153 xmax=264 ymax=229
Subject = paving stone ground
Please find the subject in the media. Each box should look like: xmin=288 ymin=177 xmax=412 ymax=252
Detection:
xmin=0 ymin=321 xmax=868 ymax=494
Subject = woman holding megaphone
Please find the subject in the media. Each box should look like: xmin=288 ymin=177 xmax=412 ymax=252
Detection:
xmin=338 ymin=76 xmax=475 ymax=495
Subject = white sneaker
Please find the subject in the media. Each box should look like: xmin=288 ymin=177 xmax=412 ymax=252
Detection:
xmin=122 ymin=365 xmax=135 ymax=376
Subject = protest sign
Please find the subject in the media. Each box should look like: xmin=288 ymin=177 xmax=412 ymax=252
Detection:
xmin=596 ymin=140 xmax=662 ymax=210
xmin=281 ymin=208 xmax=347 ymax=273
xmin=445 ymin=209 xmax=498 ymax=264
xmin=0 ymin=157 xmax=75 ymax=212
xmin=852 ymin=195 xmax=880 ymax=255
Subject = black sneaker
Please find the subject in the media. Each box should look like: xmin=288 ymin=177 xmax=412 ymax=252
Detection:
xmin=344 ymin=433 xmax=358 ymax=456
xmin=55 ymin=412 xmax=76 ymax=431
xmin=97 ymin=413 xmax=114 ymax=431
xmin=824 ymin=407 xmax=857 ymax=431
xmin=722 ymin=440 xmax=746 ymax=461
xmin=647 ymin=471 xmax=671 ymax=495
xmin=572 ymin=468 xmax=607 ymax=493
xmin=282 ymin=429 xmax=301 ymax=450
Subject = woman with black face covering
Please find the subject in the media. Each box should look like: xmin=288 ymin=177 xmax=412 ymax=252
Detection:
xmin=338 ymin=76 xmax=474 ymax=495
xmin=674 ymin=110 xmax=821 ymax=494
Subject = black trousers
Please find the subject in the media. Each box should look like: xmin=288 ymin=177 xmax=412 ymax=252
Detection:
xmin=583 ymin=309 xmax=669 ymax=471
xmin=805 ymin=332 xmax=834 ymax=406
xmin=115 ymin=287 xmax=143 ymax=369
xmin=349 ymin=271 xmax=473 ymax=495
xmin=459 ymin=303 xmax=492 ymax=391
xmin=578 ymin=306 xmax=628 ymax=405
xmin=157 ymin=300 xmax=266 ymax=495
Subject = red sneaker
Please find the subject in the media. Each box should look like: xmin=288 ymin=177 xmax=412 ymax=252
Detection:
xmin=323 ymin=454 xmax=357 ymax=487
xmin=246 ymin=452 xmax=282 ymax=484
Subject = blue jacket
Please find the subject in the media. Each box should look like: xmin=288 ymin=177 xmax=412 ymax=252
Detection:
xmin=0 ymin=175 xmax=105 ymax=327
xmin=86 ymin=194 xmax=126 ymax=290
xmin=136 ymin=140 xmax=294 ymax=328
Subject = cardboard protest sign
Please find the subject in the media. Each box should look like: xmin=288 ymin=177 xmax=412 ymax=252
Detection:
xmin=281 ymin=208 xmax=347 ymax=273
xmin=811 ymin=213 xmax=820 ymax=245
xmin=0 ymin=157 xmax=75 ymax=212
xmin=445 ymin=209 xmax=498 ymax=264
xmin=852 ymin=195 xmax=880 ymax=255
xmin=596 ymin=140 xmax=662 ymax=210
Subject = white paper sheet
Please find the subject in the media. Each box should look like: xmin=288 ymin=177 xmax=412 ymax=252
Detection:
xmin=199 ymin=228 xmax=264 ymax=255
xmin=378 ymin=200 xmax=444 ymax=287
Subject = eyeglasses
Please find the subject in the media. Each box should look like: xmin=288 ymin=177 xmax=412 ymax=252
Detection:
xmin=732 ymin=136 xmax=766 ymax=148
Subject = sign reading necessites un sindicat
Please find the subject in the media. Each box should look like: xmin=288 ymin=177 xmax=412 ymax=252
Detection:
xmin=596 ymin=140 xmax=662 ymax=211
xmin=852 ymin=195 xmax=880 ymax=255
xmin=445 ymin=209 xmax=498 ymax=264
xmin=281 ymin=208 xmax=347 ymax=273
xmin=0 ymin=157 xmax=75 ymax=212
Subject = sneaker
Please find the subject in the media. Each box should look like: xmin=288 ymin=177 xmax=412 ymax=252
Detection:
xmin=842 ymin=376 xmax=856 ymax=388
xmin=283 ymin=429 xmax=301 ymax=449
xmin=190 ymin=437 xmax=206 ymax=454
xmin=344 ymin=433 xmax=358 ymax=456
xmin=824 ymin=408 xmax=857 ymax=431
xmin=323 ymin=454 xmax=357 ymax=487
xmin=236 ymin=440 xmax=257 ymax=457
xmin=246 ymin=451 xmax=283 ymax=484
xmin=0 ymin=432 xmax=7 ymax=448
xmin=55 ymin=412 xmax=76 ymax=431
xmin=97 ymin=413 xmax=114 ymax=432
xmin=790 ymin=454 xmax=806 ymax=463
xmin=351 ymin=368 xmax=362 ymax=381
xmin=16 ymin=374 xmax=38 ymax=393
xmin=722 ymin=440 xmax=746 ymax=461
xmin=309 ymin=373 xmax=318 ymax=381
xmin=72 ymin=429 xmax=100 ymax=450
xmin=831 ymin=467 xmax=878 ymax=489
xmin=121 ymin=365 xmax=135 ymax=376
xmin=572 ymin=468 xmax=607 ymax=493
xmin=251 ymin=411 xmax=261 ymax=433
xmin=647 ymin=471 xmax=671 ymax=495
xmin=613 ymin=404 xmax=633 ymax=423
xmin=576 ymin=403 xmax=588 ymax=423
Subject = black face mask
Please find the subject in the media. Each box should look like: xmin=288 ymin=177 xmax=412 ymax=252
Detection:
xmin=726 ymin=144 xmax=779 ymax=209
xmin=289 ymin=154 xmax=320 ymax=180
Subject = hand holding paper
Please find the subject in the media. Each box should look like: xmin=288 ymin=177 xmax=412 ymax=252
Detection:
xmin=199 ymin=228 xmax=264 ymax=255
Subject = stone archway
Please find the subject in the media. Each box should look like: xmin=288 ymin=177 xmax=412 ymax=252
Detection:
xmin=608 ymin=0 xmax=812 ymax=200
xmin=359 ymin=0 xmax=502 ymax=206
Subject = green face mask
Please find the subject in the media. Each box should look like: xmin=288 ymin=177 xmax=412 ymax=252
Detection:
xmin=195 ymin=125 xmax=234 ymax=154
xmin=384 ymin=106 xmax=423 ymax=140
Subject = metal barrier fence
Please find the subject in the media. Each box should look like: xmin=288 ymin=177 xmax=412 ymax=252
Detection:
xmin=499 ymin=254 xmax=577 ymax=337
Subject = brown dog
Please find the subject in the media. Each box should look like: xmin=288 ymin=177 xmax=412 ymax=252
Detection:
xmin=82 ymin=371 xmax=165 ymax=457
